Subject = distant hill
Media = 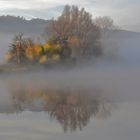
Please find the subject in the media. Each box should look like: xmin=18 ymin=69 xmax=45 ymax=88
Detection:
xmin=0 ymin=15 xmax=50 ymax=34
xmin=111 ymin=30 xmax=140 ymax=40
xmin=0 ymin=15 xmax=140 ymax=38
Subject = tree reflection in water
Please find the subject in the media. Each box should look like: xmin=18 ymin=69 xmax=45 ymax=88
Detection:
xmin=10 ymin=86 xmax=112 ymax=132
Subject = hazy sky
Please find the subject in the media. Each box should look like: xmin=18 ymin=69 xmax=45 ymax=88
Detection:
xmin=0 ymin=0 xmax=140 ymax=31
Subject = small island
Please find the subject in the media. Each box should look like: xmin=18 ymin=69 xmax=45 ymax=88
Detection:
xmin=0 ymin=5 xmax=116 ymax=73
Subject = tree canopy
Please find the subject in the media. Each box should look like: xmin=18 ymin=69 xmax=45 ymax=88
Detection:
xmin=46 ymin=5 xmax=102 ymax=59
xmin=5 ymin=6 xmax=118 ymax=66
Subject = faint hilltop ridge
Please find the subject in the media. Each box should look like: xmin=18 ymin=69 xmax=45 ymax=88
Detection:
xmin=111 ymin=30 xmax=140 ymax=40
xmin=0 ymin=15 xmax=140 ymax=38
xmin=0 ymin=15 xmax=50 ymax=34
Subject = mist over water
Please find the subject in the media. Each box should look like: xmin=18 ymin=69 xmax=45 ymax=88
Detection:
xmin=0 ymin=30 xmax=140 ymax=139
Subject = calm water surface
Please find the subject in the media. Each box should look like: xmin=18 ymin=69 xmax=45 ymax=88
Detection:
xmin=0 ymin=67 xmax=140 ymax=140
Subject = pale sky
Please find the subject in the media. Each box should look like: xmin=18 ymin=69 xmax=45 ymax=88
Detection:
xmin=0 ymin=0 xmax=140 ymax=32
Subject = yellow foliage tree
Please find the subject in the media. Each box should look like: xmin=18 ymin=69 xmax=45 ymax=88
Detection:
xmin=34 ymin=44 xmax=44 ymax=57
xmin=25 ymin=47 xmax=35 ymax=60
xmin=6 ymin=34 xmax=72 ymax=65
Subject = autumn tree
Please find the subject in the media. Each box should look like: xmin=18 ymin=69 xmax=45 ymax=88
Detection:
xmin=46 ymin=5 xmax=102 ymax=60
xmin=6 ymin=33 xmax=28 ymax=64
xmin=6 ymin=33 xmax=73 ymax=65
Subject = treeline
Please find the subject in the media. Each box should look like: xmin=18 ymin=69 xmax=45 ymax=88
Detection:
xmin=5 ymin=5 xmax=116 ymax=66
xmin=6 ymin=33 xmax=73 ymax=65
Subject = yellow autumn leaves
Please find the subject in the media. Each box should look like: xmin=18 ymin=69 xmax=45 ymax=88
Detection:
xmin=6 ymin=41 xmax=70 ymax=65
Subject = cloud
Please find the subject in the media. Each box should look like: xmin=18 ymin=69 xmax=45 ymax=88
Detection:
xmin=0 ymin=6 xmax=64 ymax=19
xmin=0 ymin=0 xmax=93 ymax=10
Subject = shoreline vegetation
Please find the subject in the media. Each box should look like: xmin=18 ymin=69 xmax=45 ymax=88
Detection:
xmin=0 ymin=5 xmax=117 ymax=73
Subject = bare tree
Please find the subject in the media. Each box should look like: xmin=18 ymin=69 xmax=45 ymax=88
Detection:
xmin=46 ymin=5 xmax=102 ymax=60
xmin=94 ymin=16 xmax=119 ymax=57
xmin=94 ymin=16 xmax=119 ymax=38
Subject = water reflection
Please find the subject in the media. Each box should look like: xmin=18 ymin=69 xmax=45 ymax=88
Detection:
xmin=7 ymin=85 xmax=112 ymax=132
